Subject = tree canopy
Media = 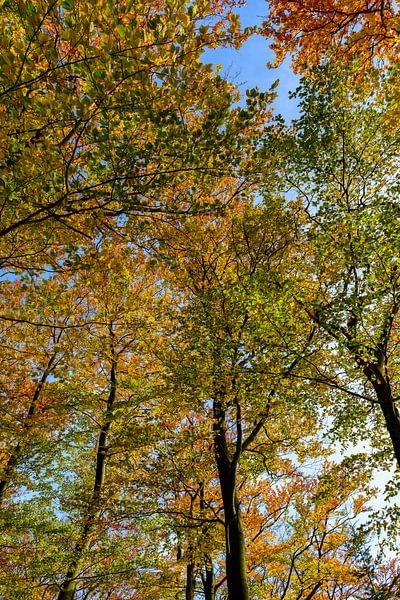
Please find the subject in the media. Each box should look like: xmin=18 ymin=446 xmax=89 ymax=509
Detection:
xmin=1 ymin=1 xmax=400 ymax=599
xmin=264 ymin=0 xmax=400 ymax=72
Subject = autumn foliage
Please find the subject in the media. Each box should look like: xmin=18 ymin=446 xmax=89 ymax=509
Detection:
xmin=0 ymin=1 xmax=400 ymax=599
xmin=265 ymin=0 xmax=400 ymax=70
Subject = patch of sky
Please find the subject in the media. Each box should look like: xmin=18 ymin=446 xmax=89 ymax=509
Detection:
xmin=201 ymin=1 xmax=299 ymax=122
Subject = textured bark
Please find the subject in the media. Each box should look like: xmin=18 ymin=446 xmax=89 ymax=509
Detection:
xmin=213 ymin=397 xmax=249 ymax=600
xmin=57 ymin=581 xmax=76 ymax=600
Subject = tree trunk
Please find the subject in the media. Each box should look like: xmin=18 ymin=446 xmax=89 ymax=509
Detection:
xmin=58 ymin=579 xmax=77 ymax=600
xmin=213 ymin=398 xmax=249 ymax=600
xmin=202 ymin=560 xmax=215 ymax=600
xmin=57 ymin=515 xmax=94 ymax=600
xmin=57 ymin=354 xmax=117 ymax=600
xmin=220 ymin=482 xmax=249 ymax=600
xmin=199 ymin=484 xmax=215 ymax=600
xmin=185 ymin=558 xmax=196 ymax=600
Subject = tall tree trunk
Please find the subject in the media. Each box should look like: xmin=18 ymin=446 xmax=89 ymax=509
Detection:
xmin=202 ymin=559 xmax=215 ymax=600
xmin=185 ymin=557 xmax=196 ymax=600
xmin=185 ymin=494 xmax=196 ymax=600
xmin=219 ymin=479 xmax=248 ymax=600
xmin=199 ymin=484 xmax=215 ymax=600
xmin=57 ymin=351 xmax=117 ymax=600
xmin=0 ymin=353 xmax=57 ymax=505
xmin=57 ymin=517 xmax=93 ymax=600
xmin=213 ymin=398 xmax=249 ymax=600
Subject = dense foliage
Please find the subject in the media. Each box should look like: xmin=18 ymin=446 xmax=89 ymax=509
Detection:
xmin=1 ymin=1 xmax=400 ymax=599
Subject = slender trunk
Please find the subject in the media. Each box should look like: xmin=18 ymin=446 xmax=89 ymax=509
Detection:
xmin=202 ymin=560 xmax=215 ymax=600
xmin=0 ymin=353 xmax=57 ymax=504
xmin=199 ymin=484 xmax=215 ymax=600
xmin=304 ymin=581 xmax=323 ymax=599
xmin=57 ymin=520 xmax=92 ymax=600
xmin=220 ymin=481 xmax=248 ymax=600
xmin=378 ymin=396 xmax=400 ymax=468
xmin=366 ymin=364 xmax=400 ymax=469
xmin=57 ymin=354 xmax=117 ymax=600
xmin=185 ymin=494 xmax=196 ymax=600
xmin=213 ymin=398 xmax=249 ymax=600
xmin=185 ymin=558 xmax=196 ymax=600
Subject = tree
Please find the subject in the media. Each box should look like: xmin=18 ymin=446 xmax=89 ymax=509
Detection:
xmin=151 ymin=193 xmax=330 ymax=599
xmin=0 ymin=272 xmax=91 ymax=507
xmin=264 ymin=0 xmax=400 ymax=72
xmin=0 ymin=235 xmax=163 ymax=598
xmin=0 ymin=0 xmax=250 ymax=270
xmin=50 ymin=239 xmax=162 ymax=599
xmin=247 ymin=459 xmax=379 ymax=599
xmin=2 ymin=5 xmax=400 ymax=597
xmin=268 ymin=64 xmax=400 ymax=474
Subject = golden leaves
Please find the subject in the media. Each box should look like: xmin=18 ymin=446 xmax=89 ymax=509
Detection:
xmin=265 ymin=0 xmax=400 ymax=73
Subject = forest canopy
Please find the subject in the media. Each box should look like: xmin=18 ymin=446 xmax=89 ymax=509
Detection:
xmin=1 ymin=1 xmax=400 ymax=599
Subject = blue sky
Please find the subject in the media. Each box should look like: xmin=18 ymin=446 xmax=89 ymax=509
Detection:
xmin=203 ymin=0 xmax=300 ymax=121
